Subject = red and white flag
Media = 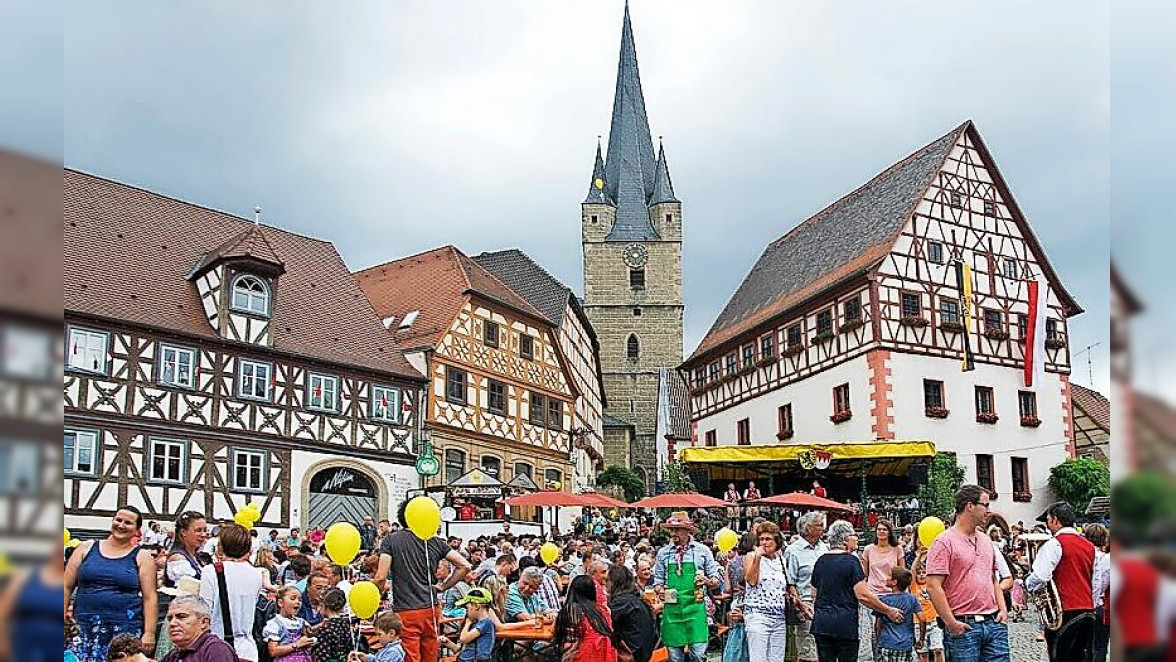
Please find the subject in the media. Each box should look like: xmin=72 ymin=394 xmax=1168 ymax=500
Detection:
xmin=1024 ymin=277 xmax=1050 ymax=388
xmin=402 ymin=394 xmax=413 ymax=416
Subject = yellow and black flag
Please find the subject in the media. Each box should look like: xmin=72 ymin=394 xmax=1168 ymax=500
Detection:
xmin=955 ymin=260 xmax=976 ymax=372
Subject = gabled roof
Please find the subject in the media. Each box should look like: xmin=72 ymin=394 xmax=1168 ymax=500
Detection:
xmin=688 ymin=120 xmax=1082 ymax=362
xmin=472 ymin=249 xmax=573 ymax=327
xmin=189 ymin=223 xmax=285 ymax=278
xmin=354 ymin=246 xmax=548 ymax=351
xmin=63 ymin=169 xmax=422 ymax=380
xmin=1135 ymin=392 xmax=1176 ymax=444
xmin=0 ymin=151 xmax=61 ymax=320
xmin=1070 ymin=383 xmax=1110 ymax=431
xmin=1111 ymin=262 xmax=1143 ymax=315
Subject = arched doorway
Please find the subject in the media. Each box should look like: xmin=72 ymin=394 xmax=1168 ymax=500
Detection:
xmin=307 ymin=464 xmax=380 ymax=529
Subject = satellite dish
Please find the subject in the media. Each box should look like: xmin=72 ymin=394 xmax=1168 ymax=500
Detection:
xmin=440 ymin=507 xmax=458 ymax=523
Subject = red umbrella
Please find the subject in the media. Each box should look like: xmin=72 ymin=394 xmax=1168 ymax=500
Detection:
xmin=579 ymin=492 xmax=630 ymax=509
xmin=751 ymin=492 xmax=852 ymax=512
xmin=629 ymin=493 xmax=730 ymax=509
xmin=504 ymin=491 xmax=593 ymax=508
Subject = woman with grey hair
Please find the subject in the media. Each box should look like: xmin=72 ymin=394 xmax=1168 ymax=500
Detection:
xmin=810 ymin=521 xmax=903 ymax=662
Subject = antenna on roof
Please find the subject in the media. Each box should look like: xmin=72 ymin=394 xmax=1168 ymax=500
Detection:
xmin=254 ymin=206 xmax=262 ymax=225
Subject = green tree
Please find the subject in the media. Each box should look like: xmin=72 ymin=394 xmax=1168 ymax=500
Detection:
xmin=919 ymin=452 xmax=966 ymax=520
xmin=596 ymin=465 xmax=647 ymax=502
xmin=1047 ymin=458 xmax=1110 ymax=513
xmin=662 ymin=461 xmax=697 ymax=494
xmin=1111 ymin=472 xmax=1176 ymax=538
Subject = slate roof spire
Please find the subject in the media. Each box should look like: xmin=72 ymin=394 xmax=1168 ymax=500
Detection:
xmin=603 ymin=1 xmax=661 ymax=241
xmin=649 ymin=138 xmax=677 ymax=204
xmin=584 ymin=137 xmax=610 ymax=204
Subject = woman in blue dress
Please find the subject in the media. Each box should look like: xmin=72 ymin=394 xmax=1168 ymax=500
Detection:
xmin=64 ymin=506 xmax=158 ymax=661
xmin=0 ymin=544 xmax=66 ymax=662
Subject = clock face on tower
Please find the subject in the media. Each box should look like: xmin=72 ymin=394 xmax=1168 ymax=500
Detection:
xmin=622 ymin=243 xmax=648 ymax=268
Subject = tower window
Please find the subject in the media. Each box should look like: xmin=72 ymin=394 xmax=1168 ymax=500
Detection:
xmin=629 ymin=268 xmax=646 ymax=289
xmin=627 ymin=335 xmax=640 ymax=361
xmin=665 ymin=214 xmax=673 ymax=224
xmin=633 ymin=308 xmax=642 ymax=317
xmin=590 ymin=215 xmax=598 ymax=224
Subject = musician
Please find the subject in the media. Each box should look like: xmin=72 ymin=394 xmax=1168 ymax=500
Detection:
xmin=1026 ymin=502 xmax=1095 ymax=661
xmin=724 ymin=483 xmax=742 ymax=527
xmin=1109 ymin=527 xmax=1168 ymax=662
xmin=743 ymin=482 xmax=762 ymax=528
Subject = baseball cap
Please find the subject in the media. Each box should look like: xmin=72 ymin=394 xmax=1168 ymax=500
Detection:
xmin=455 ymin=586 xmax=494 ymax=607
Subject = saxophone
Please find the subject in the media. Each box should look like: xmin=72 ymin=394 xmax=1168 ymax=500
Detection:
xmin=1030 ymin=580 xmax=1063 ymax=631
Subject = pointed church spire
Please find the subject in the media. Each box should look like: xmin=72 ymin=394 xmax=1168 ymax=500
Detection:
xmin=584 ymin=137 xmax=610 ymax=204
xmin=603 ymin=1 xmax=660 ymax=241
xmin=649 ymin=138 xmax=677 ymax=204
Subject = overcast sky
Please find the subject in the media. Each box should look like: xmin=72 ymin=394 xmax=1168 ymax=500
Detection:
xmin=51 ymin=1 xmax=1125 ymax=394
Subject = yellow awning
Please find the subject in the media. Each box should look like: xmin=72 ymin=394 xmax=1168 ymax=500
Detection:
xmin=679 ymin=440 xmax=936 ymax=464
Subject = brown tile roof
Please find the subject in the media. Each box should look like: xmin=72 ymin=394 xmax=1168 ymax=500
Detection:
xmin=63 ymin=169 xmax=423 ymax=380
xmin=0 ymin=151 xmax=62 ymax=320
xmin=686 ymin=121 xmax=1081 ymax=364
xmin=190 ymin=224 xmax=284 ymax=276
xmin=1135 ymin=391 xmax=1176 ymax=444
xmin=354 ymin=245 xmax=549 ymax=350
xmin=1070 ymin=383 xmax=1110 ymax=431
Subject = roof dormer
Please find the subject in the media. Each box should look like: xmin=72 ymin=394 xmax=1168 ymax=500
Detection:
xmin=187 ymin=224 xmax=286 ymax=347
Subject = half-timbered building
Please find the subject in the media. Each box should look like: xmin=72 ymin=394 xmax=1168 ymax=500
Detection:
xmin=354 ymin=246 xmax=578 ymax=506
xmin=681 ymin=121 xmax=1083 ymax=522
xmin=0 ymin=151 xmax=63 ymax=558
xmin=64 ymin=171 xmax=427 ymax=534
xmin=1071 ymin=384 xmax=1110 ymax=465
xmin=1110 ymin=263 xmax=1141 ymax=477
xmin=472 ymin=250 xmax=607 ymax=493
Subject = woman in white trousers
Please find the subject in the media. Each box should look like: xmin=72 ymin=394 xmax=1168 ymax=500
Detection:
xmin=744 ymin=522 xmax=790 ymax=661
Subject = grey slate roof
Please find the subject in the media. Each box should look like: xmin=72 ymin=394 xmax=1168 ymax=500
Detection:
xmin=690 ymin=122 xmax=969 ymax=360
xmin=584 ymin=141 xmax=610 ymax=205
xmin=649 ymin=143 xmax=678 ymax=204
xmin=661 ymin=368 xmax=692 ymax=440
xmin=472 ymin=249 xmax=573 ymax=327
xmin=603 ymin=2 xmax=661 ymax=242
xmin=603 ymin=413 xmax=634 ymax=428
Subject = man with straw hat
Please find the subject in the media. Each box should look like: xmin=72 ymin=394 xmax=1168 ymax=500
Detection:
xmin=652 ymin=512 xmax=720 ymax=662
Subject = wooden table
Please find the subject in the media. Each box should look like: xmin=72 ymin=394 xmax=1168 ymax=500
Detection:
xmin=497 ymin=623 xmax=558 ymax=661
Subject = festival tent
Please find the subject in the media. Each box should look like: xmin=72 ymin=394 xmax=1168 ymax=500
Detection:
xmin=629 ymin=493 xmax=729 ymax=509
xmin=504 ymin=491 xmax=594 ymax=508
xmin=751 ymin=492 xmax=852 ymax=512
xmin=580 ymin=492 xmax=630 ymax=509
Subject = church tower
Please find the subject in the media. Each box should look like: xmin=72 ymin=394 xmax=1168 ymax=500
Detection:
xmin=582 ymin=3 xmax=684 ymax=484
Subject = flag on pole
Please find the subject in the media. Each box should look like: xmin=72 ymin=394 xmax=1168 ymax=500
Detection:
xmin=1024 ymin=276 xmax=1050 ymax=387
xmin=955 ymin=260 xmax=976 ymax=372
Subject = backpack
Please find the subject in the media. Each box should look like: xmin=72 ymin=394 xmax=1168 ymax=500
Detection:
xmin=253 ymin=595 xmax=277 ymax=662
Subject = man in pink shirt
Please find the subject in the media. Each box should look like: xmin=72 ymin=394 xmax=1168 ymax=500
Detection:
xmin=925 ymin=485 xmax=1010 ymax=662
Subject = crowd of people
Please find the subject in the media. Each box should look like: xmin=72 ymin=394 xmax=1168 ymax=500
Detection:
xmin=5 ymin=483 xmax=1142 ymax=662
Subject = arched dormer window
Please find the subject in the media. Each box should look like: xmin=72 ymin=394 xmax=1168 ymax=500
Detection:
xmin=627 ymin=334 xmax=640 ymax=361
xmin=231 ymin=275 xmax=271 ymax=317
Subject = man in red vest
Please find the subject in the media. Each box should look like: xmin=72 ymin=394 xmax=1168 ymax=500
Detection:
xmin=1027 ymin=502 xmax=1095 ymax=661
xmin=1109 ymin=527 xmax=1167 ymax=662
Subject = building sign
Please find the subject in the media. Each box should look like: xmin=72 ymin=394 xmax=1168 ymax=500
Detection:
xmin=310 ymin=467 xmax=377 ymax=497
xmin=451 ymin=486 xmax=502 ymax=498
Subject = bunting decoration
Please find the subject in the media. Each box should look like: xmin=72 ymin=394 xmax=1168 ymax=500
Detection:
xmin=1024 ymin=276 xmax=1050 ymax=387
xmin=955 ymin=260 xmax=976 ymax=372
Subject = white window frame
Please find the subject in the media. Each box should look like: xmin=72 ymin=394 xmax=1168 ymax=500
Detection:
xmin=1003 ymin=258 xmax=1019 ymax=280
xmin=0 ymin=440 xmax=40 ymax=495
xmin=238 ymin=359 xmax=273 ymax=401
xmin=306 ymin=373 xmax=339 ymax=412
xmin=64 ymin=428 xmax=100 ymax=477
xmin=230 ymin=274 xmax=271 ymax=317
xmin=148 ymin=438 xmax=187 ymax=485
xmin=158 ymin=344 xmax=197 ymax=389
xmin=67 ymin=326 xmax=109 ymax=374
xmin=371 ymin=385 xmax=401 ymax=423
xmin=927 ymin=241 xmax=945 ymax=264
xmin=231 ymin=448 xmax=267 ymax=492
xmin=1 ymin=324 xmax=53 ymax=381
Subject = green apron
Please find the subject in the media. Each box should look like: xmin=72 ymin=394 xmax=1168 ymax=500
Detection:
xmin=661 ymin=559 xmax=709 ymax=648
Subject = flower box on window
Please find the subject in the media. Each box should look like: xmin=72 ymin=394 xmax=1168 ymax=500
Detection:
xmin=782 ymin=344 xmax=806 ymax=358
xmin=984 ymin=329 xmax=1011 ymax=341
xmin=900 ymin=316 xmax=930 ymax=328
xmin=738 ymin=365 xmax=755 ymax=376
xmin=830 ymin=410 xmax=852 ymax=424
xmin=1045 ymin=338 xmax=1067 ymax=350
xmin=976 ymin=412 xmax=1000 ymax=424
xmin=1013 ymin=491 xmax=1033 ymax=503
xmin=812 ymin=331 xmax=836 ymax=344
xmin=776 ymin=430 xmax=795 ymax=441
xmin=925 ymin=406 xmax=950 ymax=419
xmin=757 ymin=356 xmax=776 ymax=367
xmin=839 ymin=319 xmax=865 ymax=334
xmin=939 ymin=321 xmax=965 ymax=333
xmin=1020 ymin=415 xmax=1042 ymax=428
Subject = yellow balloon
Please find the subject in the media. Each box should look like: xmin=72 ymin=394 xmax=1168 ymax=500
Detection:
xmin=540 ymin=542 xmax=560 ymax=566
xmin=325 ymin=522 xmax=362 ymax=565
xmin=918 ymin=516 xmax=946 ymax=548
xmin=715 ymin=527 xmax=739 ymax=554
xmin=246 ymin=502 xmax=261 ymax=512
xmin=552 ymin=482 xmax=563 ymax=492
xmin=349 ymin=580 xmax=381 ymax=620
xmin=234 ymin=510 xmax=256 ymax=528
xmin=64 ymin=528 xmax=72 ymax=546
xmin=594 ymin=178 xmax=604 ymax=190
xmin=405 ymin=496 xmax=442 ymax=540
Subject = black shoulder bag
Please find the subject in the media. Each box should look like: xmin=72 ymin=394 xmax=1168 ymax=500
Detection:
xmin=213 ymin=561 xmax=235 ymax=647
